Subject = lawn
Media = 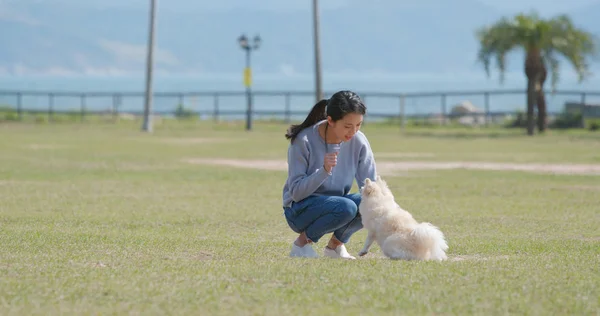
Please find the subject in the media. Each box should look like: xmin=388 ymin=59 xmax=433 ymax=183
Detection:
xmin=1 ymin=120 xmax=599 ymax=315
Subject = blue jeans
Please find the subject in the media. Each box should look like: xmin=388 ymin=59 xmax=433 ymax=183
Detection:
xmin=283 ymin=193 xmax=363 ymax=243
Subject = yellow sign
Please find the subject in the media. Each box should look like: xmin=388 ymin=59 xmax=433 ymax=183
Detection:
xmin=244 ymin=67 xmax=252 ymax=87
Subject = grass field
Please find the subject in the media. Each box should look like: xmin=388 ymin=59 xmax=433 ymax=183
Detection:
xmin=1 ymin=120 xmax=599 ymax=315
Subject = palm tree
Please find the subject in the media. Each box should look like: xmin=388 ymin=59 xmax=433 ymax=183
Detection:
xmin=476 ymin=12 xmax=599 ymax=135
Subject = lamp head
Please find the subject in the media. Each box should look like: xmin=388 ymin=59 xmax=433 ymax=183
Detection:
xmin=238 ymin=34 xmax=249 ymax=49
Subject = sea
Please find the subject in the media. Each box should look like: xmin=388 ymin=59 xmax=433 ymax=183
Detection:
xmin=1 ymin=73 xmax=599 ymax=121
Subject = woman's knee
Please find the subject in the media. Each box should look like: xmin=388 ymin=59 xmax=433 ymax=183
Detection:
xmin=333 ymin=197 xmax=358 ymax=219
xmin=283 ymin=207 xmax=302 ymax=233
xmin=345 ymin=193 xmax=362 ymax=208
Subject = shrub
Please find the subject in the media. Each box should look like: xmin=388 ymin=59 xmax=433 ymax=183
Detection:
xmin=3 ymin=111 xmax=19 ymax=122
xmin=0 ymin=106 xmax=19 ymax=122
xmin=174 ymin=104 xmax=196 ymax=119
xmin=549 ymin=111 xmax=583 ymax=129
xmin=504 ymin=110 xmax=528 ymax=128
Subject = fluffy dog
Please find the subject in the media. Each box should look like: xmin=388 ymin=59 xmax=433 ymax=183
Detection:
xmin=357 ymin=176 xmax=448 ymax=261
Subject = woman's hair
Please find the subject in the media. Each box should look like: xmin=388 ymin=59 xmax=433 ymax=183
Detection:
xmin=285 ymin=90 xmax=366 ymax=143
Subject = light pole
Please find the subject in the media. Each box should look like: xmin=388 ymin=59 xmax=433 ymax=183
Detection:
xmin=142 ymin=0 xmax=157 ymax=133
xmin=312 ymin=0 xmax=323 ymax=102
xmin=238 ymin=34 xmax=261 ymax=131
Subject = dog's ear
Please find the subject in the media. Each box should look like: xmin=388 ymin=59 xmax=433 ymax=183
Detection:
xmin=374 ymin=175 xmax=393 ymax=196
xmin=362 ymin=178 xmax=378 ymax=196
xmin=377 ymin=175 xmax=390 ymax=189
xmin=379 ymin=177 xmax=388 ymax=187
xmin=376 ymin=175 xmax=382 ymax=182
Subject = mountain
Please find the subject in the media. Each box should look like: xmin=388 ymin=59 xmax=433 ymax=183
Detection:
xmin=0 ymin=0 xmax=599 ymax=77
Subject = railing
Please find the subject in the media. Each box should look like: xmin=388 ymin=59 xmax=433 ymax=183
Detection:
xmin=1 ymin=89 xmax=599 ymax=126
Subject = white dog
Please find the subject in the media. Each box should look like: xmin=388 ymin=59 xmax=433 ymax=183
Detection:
xmin=357 ymin=176 xmax=448 ymax=261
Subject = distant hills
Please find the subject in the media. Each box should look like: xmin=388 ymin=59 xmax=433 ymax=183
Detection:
xmin=1 ymin=0 xmax=599 ymax=77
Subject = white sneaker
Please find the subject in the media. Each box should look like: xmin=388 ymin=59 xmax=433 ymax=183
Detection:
xmin=323 ymin=244 xmax=356 ymax=260
xmin=289 ymin=243 xmax=319 ymax=258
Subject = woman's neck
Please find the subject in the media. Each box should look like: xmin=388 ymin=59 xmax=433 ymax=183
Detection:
xmin=319 ymin=122 xmax=341 ymax=144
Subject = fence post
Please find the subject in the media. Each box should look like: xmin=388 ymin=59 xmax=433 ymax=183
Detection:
xmin=284 ymin=93 xmax=291 ymax=123
xmin=80 ymin=94 xmax=86 ymax=121
xmin=484 ymin=92 xmax=490 ymax=127
xmin=361 ymin=94 xmax=367 ymax=125
xmin=112 ymin=94 xmax=120 ymax=122
xmin=213 ymin=93 xmax=219 ymax=122
xmin=399 ymin=94 xmax=406 ymax=131
xmin=441 ymin=94 xmax=447 ymax=125
xmin=48 ymin=93 xmax=54 ymax=122
xmin=177 ymin=93 xmax=184 ymax=118
xmin=17 ymin=93 xmax=23 ymax=121
xmin=580 ymin=92 xmax=586 ymax=128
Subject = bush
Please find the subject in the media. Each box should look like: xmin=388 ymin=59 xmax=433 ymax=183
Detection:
xmin=35 ymin=115 xmax=48 ymax=124
xmin=549 ymin=111 xmax=583 ymax=129
xmin=504 ymin=110 xmax=528 ymax=128
xmin=588 ymin=119 xmax=600 ymax=131
xmin=174 ymin=104 xmax=196 ymax=120
xmin=0 ymin=106 xmax=19 ymax=122
xmin=3 ymin=111 xmax=19 ymax=122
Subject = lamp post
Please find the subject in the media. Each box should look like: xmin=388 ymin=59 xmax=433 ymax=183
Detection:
xmin=142 ymin=0 xmax=157 ymax=133
xmin=238 ymin=34 xmax=261 ymax=131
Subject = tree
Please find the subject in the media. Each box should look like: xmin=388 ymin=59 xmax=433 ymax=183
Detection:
xmin=475 ymin=12 xmax=599 ymax=135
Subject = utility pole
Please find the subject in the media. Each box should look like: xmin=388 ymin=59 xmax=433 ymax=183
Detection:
xmin=312 ymin=0 xmax=323 ymax=102
xmin=142 ymin=0 xmax=157 ymax=133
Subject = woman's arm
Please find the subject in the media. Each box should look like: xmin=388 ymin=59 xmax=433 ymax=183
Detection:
xmin=355 ymin=135 xmax=377 ymax=189
xmin=286 ymin=140 xmax=330 ymax=202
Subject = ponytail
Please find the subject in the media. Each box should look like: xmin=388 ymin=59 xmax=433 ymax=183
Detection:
xmin=285 ymin=99 xmax=328 ymax=143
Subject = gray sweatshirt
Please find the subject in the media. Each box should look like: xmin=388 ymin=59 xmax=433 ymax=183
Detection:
xmin=282 ymin=120 xmax=377 ymax=208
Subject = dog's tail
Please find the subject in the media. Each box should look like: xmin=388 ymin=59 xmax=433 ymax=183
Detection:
xmin=380 ymin=223 xmax=449 ymax=261
xmin=410 ymin=222 xmax=448 ymax=261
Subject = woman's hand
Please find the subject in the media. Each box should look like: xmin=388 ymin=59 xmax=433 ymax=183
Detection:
xmin=323 ymin=152 xmax=338 ymax=173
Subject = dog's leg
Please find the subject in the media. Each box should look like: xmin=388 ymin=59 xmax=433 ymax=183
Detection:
xmin=358 ymin=231 xmax=376 ymax=256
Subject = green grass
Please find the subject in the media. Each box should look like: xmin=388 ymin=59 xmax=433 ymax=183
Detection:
xmin=1 ymin=120 xmax=599 ymax=315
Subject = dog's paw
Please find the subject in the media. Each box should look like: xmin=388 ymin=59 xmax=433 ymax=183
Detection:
xmin=358 ymin=250 xmax=368 ymax=257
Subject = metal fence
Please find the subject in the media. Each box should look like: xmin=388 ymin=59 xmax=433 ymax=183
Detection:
xmin=1 ymin=89 xmax=599 ymax=126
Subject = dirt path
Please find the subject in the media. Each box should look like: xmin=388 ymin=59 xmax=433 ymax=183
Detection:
xmin=184 ymin=158 xmax=600 ymax=175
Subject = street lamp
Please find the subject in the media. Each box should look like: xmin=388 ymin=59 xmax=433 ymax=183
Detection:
xmin=238 ymin=34 xmax=261 ymax=131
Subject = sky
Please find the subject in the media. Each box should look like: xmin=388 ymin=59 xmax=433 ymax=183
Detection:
xmin=4 ymin=0 xmax=600 ymax=13
xmin=1 ymin=0 xmax=599 ymax=79
xmin=475 ymin=0 xmax=600 ymax=15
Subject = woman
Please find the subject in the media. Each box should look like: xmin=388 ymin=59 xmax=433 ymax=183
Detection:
xmin=282 ymin=90 xmax=378 ymax=259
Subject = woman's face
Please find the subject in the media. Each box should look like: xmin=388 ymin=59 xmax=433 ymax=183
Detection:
xmin=328 ymin=113 xmax=364 ymax=142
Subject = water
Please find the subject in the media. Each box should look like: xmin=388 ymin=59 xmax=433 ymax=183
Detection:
xmin=1 ymin=73 xmax=599 ymax=121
